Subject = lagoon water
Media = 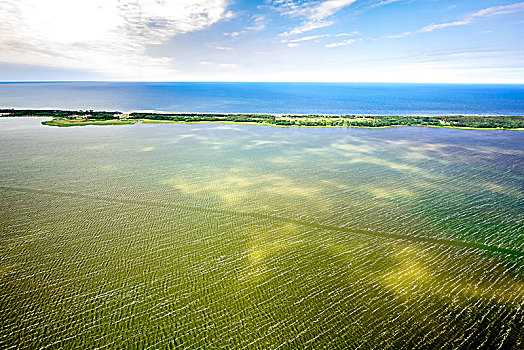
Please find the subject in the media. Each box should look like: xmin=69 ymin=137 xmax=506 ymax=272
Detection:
xmin=1 ymin=82 xmax=524 ymax=115
xmin=0 ymin=117 xmax=523 ymax=348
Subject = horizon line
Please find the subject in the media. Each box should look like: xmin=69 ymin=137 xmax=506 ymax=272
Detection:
xmin=1 ymin=80 xmax=524 ymax=85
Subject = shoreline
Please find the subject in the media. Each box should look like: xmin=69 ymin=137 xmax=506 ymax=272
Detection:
xmin=1 ymin=109 xmax=523 ymax=130
xmin=3 ymin=108 xmax=523 ymax=118
xmin=143 ymin=119 xmax=524 ymax=131
xmin=2 ymin=116 xmax=521 ymax=131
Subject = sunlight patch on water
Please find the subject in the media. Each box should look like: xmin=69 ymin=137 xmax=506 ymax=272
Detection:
xmin=1 ymin=119 xmax=522 ymax=349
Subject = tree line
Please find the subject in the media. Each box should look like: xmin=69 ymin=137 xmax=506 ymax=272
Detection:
xmin=2 ymin=109 xmax=523 ymax=129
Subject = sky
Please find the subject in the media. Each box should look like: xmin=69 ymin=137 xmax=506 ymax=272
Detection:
xmin=0 ymin=0 xmax=523 ymax=83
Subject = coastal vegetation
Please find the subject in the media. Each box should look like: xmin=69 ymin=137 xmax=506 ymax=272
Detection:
xmin=1 ymin=109 xmax=119 ymax=119
xmin=1 ymin=109 xmax=523 ymax=129
xmin=41 ymin=118 xmax=138 ymax=127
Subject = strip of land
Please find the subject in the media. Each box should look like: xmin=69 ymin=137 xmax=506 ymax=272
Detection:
xmin=1 ymin=109 xmax=523 ymax=129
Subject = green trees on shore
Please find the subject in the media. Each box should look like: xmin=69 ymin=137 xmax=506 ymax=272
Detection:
xmin=2 ymin=109 xmax=523 ymax=129
xmin=1 ymin=109 xmax=118 ymax=119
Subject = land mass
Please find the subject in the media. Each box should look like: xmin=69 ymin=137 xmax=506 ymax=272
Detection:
xmin=2 ymin=109 xmax=523 ymax=129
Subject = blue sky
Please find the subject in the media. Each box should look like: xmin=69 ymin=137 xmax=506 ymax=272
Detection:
xmin=0 ymin=0 xmax=523 ymax=82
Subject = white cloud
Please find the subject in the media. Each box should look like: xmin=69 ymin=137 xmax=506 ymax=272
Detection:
xmin=370 ymin=0 xmax=402 ymax=8
xmin=385 ymin=1 xmax=524 ymax=39
xmin=246 ymin=14 xmax=267 ymax=31
xmin=417 ymin=21 xmax=470 ymax=33
xmin=274 ymin=0 xmax=356 ymax=20
xmin=336 ymin=31 xmax=359 ymax=36
xmin=224 ymin=14 xmax=267 ymax=37
xmin=289 ymin=34 xmax=330 ymax=43
xmin=385 ymin=21 xmax=468 ymax=39
xmin=224 ymin=31 xmax=242 ymax=37
xmin=0 ymin=0 xmax=229 ymax=79
xmin=470 ymin=1 xmax=524 ymax=17
xmin=325 ymin=39 xmax=356 ymax=47
xmin=214 ymin=46 xmax=234 ymax=51
xmin=279 ymin=20 xmax=334 ymax=36
xmin=307 ymin=0 xmax=358 ymax=21
xmin=283 ymin=34 xmax=329 ymax=47
xmin=275 ymin=0 xmax=357 ymax=36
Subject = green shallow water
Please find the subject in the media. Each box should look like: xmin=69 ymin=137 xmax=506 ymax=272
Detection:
xmin=0 ymin=118 xmax=523 ymax=349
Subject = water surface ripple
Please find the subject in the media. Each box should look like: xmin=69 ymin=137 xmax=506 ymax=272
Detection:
xmin=1 ymin=118 xmax=523 ymax=349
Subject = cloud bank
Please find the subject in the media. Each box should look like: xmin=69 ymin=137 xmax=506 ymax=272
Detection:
xmin=0 ymin=0 xmax=229 ymax=79
xmin=275 ymin=0 xmax=357 ymax=36
xmin=385 ymin=1 xmax=524 ymax=39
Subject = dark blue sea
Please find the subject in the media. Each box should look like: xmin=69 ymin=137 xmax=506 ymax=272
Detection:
xmin=0 ymin=82 xmax=523 ymax=115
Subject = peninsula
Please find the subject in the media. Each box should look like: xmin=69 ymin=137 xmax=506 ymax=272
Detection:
xmin=2 ymin=109 xmax=523 ymax=129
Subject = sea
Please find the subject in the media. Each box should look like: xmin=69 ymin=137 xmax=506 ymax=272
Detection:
xmin=1 ymin=81 xmax=524 ymax=348
xmin=1 ymin=117 xmax=523 ymax=348
xmin=0 ymin=82 xmax=523 ymax=115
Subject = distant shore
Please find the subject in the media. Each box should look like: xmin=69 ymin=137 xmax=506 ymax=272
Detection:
xmin=1 ymin=109 xmax=523 ymax=130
